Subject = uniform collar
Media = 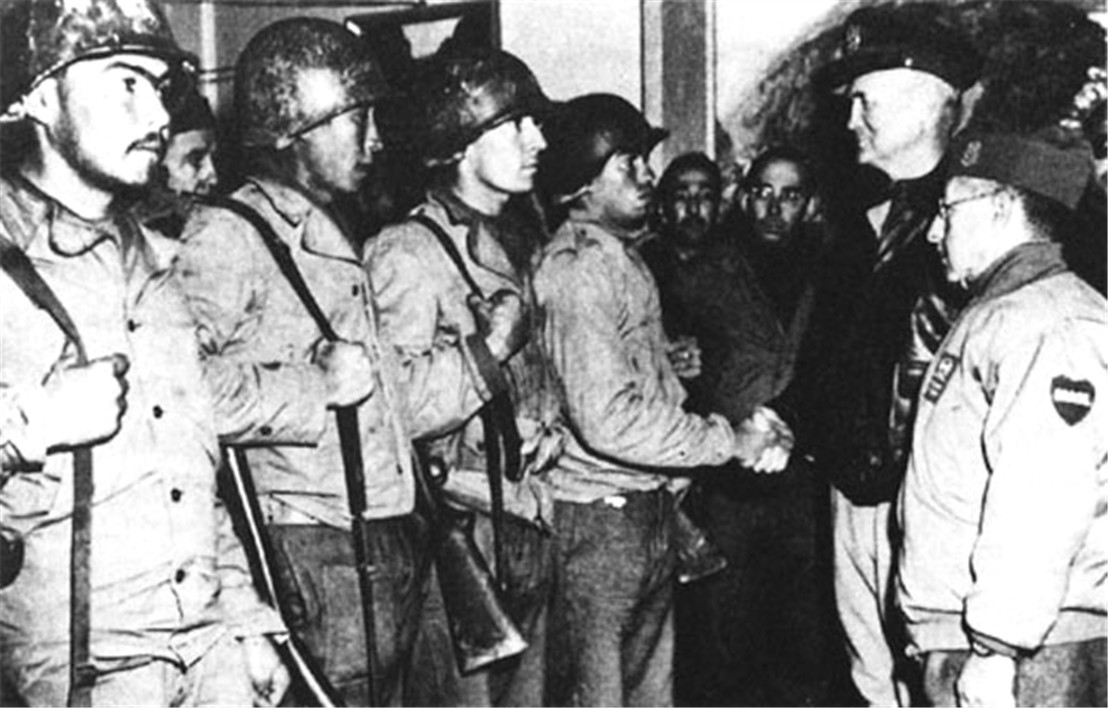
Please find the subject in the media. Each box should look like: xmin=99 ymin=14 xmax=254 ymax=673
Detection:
xmin=969 ymin=241 xmax=1068 ymax=303
xmin=246 ymin=176 xmax=359 ymax=264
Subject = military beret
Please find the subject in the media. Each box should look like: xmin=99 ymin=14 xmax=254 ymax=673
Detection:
xmin=818 ymin=5 xmax=982 ymax=91
xmin=948 ymin=129 xmax=1094 ymax=210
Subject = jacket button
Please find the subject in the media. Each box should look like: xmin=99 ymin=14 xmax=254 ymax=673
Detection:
xmin=152 ymin=405 xmax=164 ymax=419
xmin=260 ymin=425 xmax=273 ymax=436
xmin=351 ymin=285 xmax=360 ymax=297
xmin=127 ymin=319 xmax=139 ymax=332
xmin=170 ymin=488 xmax=182 ymax=502
xmin=174 ymin=569 xmax=186 ymax=583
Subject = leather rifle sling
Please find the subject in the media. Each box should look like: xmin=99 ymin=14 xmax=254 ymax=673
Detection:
xmin=409 ymin=214 xmax=523 ymax=589
xmin=204 ymin=196 xmax=379 ymax=706
xmin=0 ymin=230 xmax=95 ymax=707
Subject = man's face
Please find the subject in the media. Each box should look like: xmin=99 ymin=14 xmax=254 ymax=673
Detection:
xmin=741 ymin=158 xmax=809 ymax=247
xmin=290 ymin=70 xmax=378 ymax=200
xmin=584 ymin=150 xmax=655 ymax=235
xmin=662 ymin=166 xmax=719 ymax=250
xmin=927 ymin=176 xmax=1003 ymax=286
xmin=47 ymin=53 xmax=173 ymax=191
xmin=464 ymin=115 xmax=547 ymax=197
xmin=163 ymin=128 xmax=217 ymax=195
xmin=847 ymin=68 xmax=953 ymax=176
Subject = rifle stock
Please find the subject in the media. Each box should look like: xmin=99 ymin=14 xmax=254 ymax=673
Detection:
xmin=416 ymin=456 xmax=527 ymax=674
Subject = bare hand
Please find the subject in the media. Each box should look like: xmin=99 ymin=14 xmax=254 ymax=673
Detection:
xmin=313 ymin=340 xmax=374 ymax=408
xmin=520 ymin=419 xmax=567 ymax=477
xmin=732 ymin=406 xmax=794 ymax=473
xmin=474 ymin=290 xmax=528 ymax=362
xmin=240 ymin=635 xmax=290 ymax=707
xmin=956 ymin=653 xmax=1016 ymax=707
xmin=41 ymin=353 xmax=129 ymax=451
xmin=666 ymin=336 xmax=702 ymax=379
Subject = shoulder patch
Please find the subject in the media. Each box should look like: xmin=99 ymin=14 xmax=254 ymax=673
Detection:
xmin=1051 ymin=376 xmax=1095 ymax=425
xmin=923 ymin=353 xmax=959 ymax=403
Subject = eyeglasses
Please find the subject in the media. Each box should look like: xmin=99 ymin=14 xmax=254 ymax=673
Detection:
xmin=745 ymin=184 xmax=807 ymax=206
xmin=936 ymin=189 xmax=1004 ymax=220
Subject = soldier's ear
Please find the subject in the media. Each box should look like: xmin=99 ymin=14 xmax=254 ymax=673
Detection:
xmin=15 ymin=77 xmax=60 ymax=128
xmin=803 ymin=193 xmax=822 ymax=223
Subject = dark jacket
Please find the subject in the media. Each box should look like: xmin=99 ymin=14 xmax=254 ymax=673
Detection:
xmin=805 ymin=164 xmax=965 ymax=505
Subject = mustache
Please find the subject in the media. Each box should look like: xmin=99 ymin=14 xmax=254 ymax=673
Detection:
xmin=129 ymin=133 xmax=165 ymax=154
xmin=756 ymin=217 xmax=790 ymax=233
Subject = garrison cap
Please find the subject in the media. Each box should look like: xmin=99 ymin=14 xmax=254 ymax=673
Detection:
xmin=948 ymin=128 xmax=1094 ymax=210
xmin=818 ymin=4 xmax=982 ymax=91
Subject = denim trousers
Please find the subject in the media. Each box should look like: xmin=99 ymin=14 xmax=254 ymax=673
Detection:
xmin=268 ymin=514 xmax=433 ymax=707
xmin=405 ymin=512 xmax=556 ymax=707
xmin=548 ymin=489 xmax=678 ymax=707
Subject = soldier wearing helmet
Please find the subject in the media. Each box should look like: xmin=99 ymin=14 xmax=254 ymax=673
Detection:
xmin=532 ymin=93 xmax=794 ymax=706
xmin=366 ymin=46 xmax=562 ymax=706
xmin=0 ymin=0 xmax=288 ymax=705
xmin=173 ymin=18 xmax=502 ymax=706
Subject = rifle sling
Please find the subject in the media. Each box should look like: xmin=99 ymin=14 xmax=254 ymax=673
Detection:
xmin=409 ymin=213 xmax=522 ymax=589
xmin=0 ymin=229 xmax=95 ymax=707
xmin=204 ymin=195 xmax=379 ymax=706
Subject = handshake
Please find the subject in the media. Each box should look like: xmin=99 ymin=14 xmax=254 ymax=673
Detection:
xmin=731 ymin=406 xmax=794 ymax=474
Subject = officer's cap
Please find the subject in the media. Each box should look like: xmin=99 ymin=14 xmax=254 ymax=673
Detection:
xmin=818 ymin=5 xmax=982 ymax=92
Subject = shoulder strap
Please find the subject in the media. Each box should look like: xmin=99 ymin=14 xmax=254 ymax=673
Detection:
xmin=202 ymin=194 xmax=381 ymax=703
xmin=0 ymin=225 xmax=96 ymax=706
xmin=203 ymin=195 xmax=339 ymax=342
xmin=411 ymin=213 xmax=485 ymax=299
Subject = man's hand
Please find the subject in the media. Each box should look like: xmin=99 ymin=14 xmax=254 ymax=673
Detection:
xmin=40 ymin=353 xmax=129 ymax=451
xmin=313 ymin=340 xmax=375 ymax=408
xmin=732 ymin=406 xmax=794 ymax=473
xmin=476 ymin=290 xmax=528 ymax=362
xmin=240 ymin=635 xmax=290 ymax=707
xmin=520 ymin=419 xmax=567 ymax=477
xmin=956 ymin=652 xmax=1016 ymax=707
xmin=666 ymin=336 xmax=702 ymax=380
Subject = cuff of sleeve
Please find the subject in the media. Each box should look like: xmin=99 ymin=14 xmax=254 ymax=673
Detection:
xmin=706 ymin=412 xmax=738 ymax=466
xmin=11 ymin=384 xmax=50 ymax=466
xmin=968 ymin=629 xmax=1023 ymax=658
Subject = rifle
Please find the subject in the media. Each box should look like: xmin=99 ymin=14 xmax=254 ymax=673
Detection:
xmin=204 ymin=196 xmax=380 ymax=706
xmin=223 ymin=449 xmax=343 ymax=707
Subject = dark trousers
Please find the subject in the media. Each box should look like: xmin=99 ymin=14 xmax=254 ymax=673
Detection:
xmin=676 ymin=463 xmax=841 ymax=706
xmin=404 ymin=513 xmax=555 ymax=707
xmin=547 ymin=489 xmax=678 ymax=707
xmin=268 ymin=514 xmax=433 ymax=707
xmin=920 ymin=638 xmax=1107 ymax=707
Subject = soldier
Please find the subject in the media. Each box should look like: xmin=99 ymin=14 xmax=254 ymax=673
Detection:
xmin=161 ymin=87 xmax=218 ymax=197
xmin=365 ymin=46 xmax=562 ymax=706
xmin=812 ymin=7 xmax=982 ymax=703
xmin=534 ymin=93 xmax=793 ymax=706
xmin=898 ymin=129 xmax=1107 ymax=707
xmin=173 ymin=17 xmax=521 ymax=706
xmin=0 ymin=0 xmax=287 ymax=704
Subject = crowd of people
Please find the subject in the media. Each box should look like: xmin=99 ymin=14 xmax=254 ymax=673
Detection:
xmin=0 ymin=0 xmax=1104 ymax=707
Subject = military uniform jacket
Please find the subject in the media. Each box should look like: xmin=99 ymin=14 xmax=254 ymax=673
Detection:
xmin=366 ymin=191 xmax=559 ymax=525
xmin=897 ymin=241 xmax=1108 ymax=656
xmin=176 ymin=177 xmax=473 ymax=526
xmin=0 ymin=174 xmax=281 ymax=670
xmin=534 ymin=219 xmax=736 ymax=503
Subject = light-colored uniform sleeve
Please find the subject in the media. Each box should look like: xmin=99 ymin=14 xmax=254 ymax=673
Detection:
xmin=366 ymin=224 xmax=489 ymax=439
xmin=175 ymin=206 xmax=328 ymax=445
xmin=535 ymin=249 xmax=735 ymax=470
xmin=966 ymin=317 xmax=1107 ymax=651
xmin=213 ymin=497 xmax=286 ymax=638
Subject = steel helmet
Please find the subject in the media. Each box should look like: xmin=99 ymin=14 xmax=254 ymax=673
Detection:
xmin=234 ymin=17 xmax=391 ymax=148
xmin=537 ymin=93 xmax=668 ymax=201
xmin=1 ymin=0 xmax=197 ymax=118
xmin=419 ymin=47 xmax=550 ymax=166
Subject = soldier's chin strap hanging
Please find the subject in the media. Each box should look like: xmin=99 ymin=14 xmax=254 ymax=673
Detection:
xmin=409 ymin=213 xmax=523 ymax=589
xmin=203 ymin=195 xmax=379 ymax=706
xmin=0 ymin=231 xmax=95 ymax=707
